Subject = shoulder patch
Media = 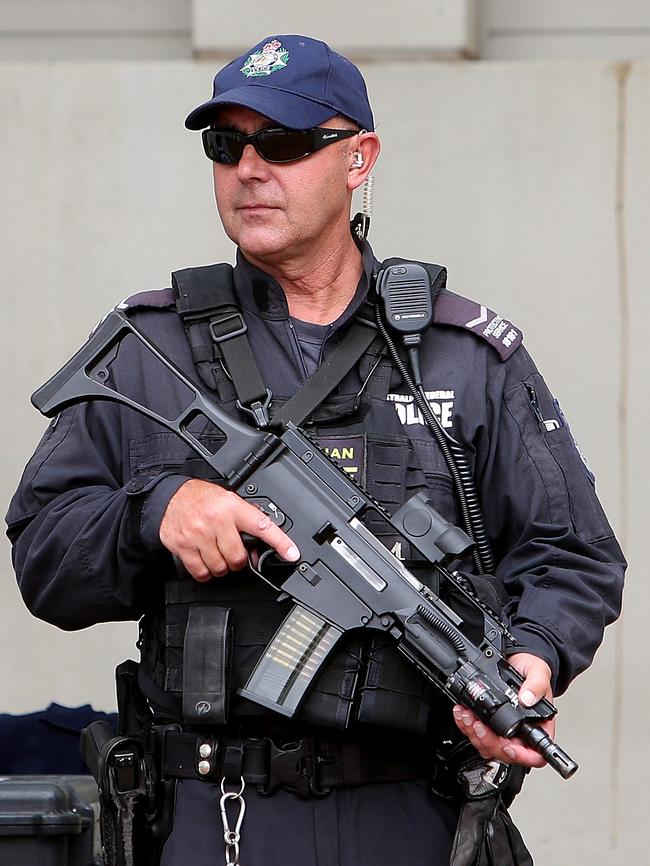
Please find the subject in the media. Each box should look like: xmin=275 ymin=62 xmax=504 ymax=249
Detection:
xmin=434 ymin=289 xmax=523 ymax=361
xmin=91 ymin=287 xmax=176 ymax=336
xmin=118 ymin=287 xmax=176 ymax=311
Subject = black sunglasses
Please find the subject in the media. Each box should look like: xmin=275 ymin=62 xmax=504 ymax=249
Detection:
xmin=202 ymin=126 xmax=360 ymax=165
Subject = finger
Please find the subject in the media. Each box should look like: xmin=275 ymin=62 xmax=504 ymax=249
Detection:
xmin=237 ymin=504 xmax=300 ymax=562
xmin=452 ymin=706 xmax=496 ymax=759
xmin=199 ymin=546 xmax=229 ymax=578
xmin=452 ymin=705 xmax=478 ymax=731
xmin=452 ymin=706 xmax=548 ymax=768
xmin=176 ymin=548 xmax=214 ymax=583
xmin=498 ymin=739 xmax=547 ymax=768
xmin=213 ymin=530 xmax=250 ymax=572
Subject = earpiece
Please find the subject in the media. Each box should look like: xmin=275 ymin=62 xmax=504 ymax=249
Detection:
xmin=352 ymin=152 xmax=364 ymax=169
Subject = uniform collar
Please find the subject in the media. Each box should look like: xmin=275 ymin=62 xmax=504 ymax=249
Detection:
xmin=233 ymin=237 xmax=379 ymax=331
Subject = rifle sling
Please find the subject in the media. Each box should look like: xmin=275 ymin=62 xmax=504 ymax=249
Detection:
xmin=172 ymin=261 xmax=381 ymax=429
xmin=270 ymin=304 xmax=380 ymax=429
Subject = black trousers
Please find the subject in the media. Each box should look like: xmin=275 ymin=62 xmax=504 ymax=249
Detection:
xmin=161 ymin=778 xmax=459 ymax=866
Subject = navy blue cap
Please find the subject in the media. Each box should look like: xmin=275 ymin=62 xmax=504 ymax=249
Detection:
xmin=185 ymin=35 xmax=374 ymax=132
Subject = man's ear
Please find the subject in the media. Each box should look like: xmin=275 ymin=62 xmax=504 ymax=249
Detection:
xmin=347 ymin=132 xmax=381 ymax=191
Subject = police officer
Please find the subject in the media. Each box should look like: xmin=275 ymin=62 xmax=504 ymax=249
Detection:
xmin=6 ymin=35 xmax=625 ymax=866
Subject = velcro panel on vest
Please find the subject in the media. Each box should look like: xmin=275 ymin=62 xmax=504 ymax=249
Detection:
xmin=182 ymin=606 xmax=232 ymax=725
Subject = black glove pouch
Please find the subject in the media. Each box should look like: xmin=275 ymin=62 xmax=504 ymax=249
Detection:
xmin=450 ymin=793 xmax=534 ymax=866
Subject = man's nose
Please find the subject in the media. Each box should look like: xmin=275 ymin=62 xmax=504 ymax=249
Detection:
xmin=237 ymin=143 xmax=270 ymax=180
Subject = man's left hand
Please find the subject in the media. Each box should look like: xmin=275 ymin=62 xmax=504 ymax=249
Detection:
xmin=452 ymin=652 xmax=554 ymax=768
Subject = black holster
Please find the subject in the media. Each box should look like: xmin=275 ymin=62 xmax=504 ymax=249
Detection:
xmin=81 ymin=663 xmax=178 ymax=866
xmin=81 ymin=720 xmax=152 ymax=866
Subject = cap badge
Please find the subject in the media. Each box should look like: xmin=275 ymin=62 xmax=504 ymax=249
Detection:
xmin=241 ymin=40 xmax=289 ymax=78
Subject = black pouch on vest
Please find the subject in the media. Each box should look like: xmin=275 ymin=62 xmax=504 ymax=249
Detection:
xmin=295 ymin=633 xmax=365 ymax=731
xmin=182 ymin=606 xmax=233 ymax=725
xmin=355 ymin=635 xmax=439 ymax=734
xmin=353 ymin=567 xmax=442 ymax=737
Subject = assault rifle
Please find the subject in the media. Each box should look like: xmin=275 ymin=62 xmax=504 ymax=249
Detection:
xmin=33 ymin=310 xmax=577 ymax=779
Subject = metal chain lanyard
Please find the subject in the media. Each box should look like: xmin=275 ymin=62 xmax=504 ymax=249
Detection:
xmin=220 ymin=776 xmax=246 ymax=866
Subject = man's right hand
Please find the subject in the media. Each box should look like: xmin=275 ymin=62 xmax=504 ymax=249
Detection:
xmin=159 ymin=478 xmax=300 ymax=581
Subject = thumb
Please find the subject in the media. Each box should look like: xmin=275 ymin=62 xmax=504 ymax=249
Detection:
xmin=509 ymin=653 xmax=552 ymax=707
xmin=519 ymin=682 xmax=540 ymax=708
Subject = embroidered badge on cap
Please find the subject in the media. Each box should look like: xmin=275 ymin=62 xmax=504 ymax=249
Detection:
xmin=241 ymin=40 xmax=290 ymax=78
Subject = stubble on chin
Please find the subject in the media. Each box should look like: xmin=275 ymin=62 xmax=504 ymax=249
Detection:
xmin=233 ymin=208 xmax=297 ymax=260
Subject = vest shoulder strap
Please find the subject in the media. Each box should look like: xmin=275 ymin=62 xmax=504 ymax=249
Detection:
xmin=169 ymin=262 xmax=383 ymax=431
xmin=170 ymin=263 xmax=271 ymax=425
xmin=172 ymin=263 xmax=237 ymax=315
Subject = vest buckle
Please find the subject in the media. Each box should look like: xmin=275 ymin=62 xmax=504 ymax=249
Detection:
xmin=209 ymin=311 xmax=248 ymax=343
xmin=260 ymin=738 xmax=332 ymax=799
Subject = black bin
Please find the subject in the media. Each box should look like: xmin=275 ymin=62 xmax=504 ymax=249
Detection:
xmin=0 ymin=775 xmax=99 ymax=866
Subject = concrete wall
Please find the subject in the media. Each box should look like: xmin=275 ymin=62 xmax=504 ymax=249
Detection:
xmin=0 ymin=56 xmax=646 ymax=865
xmin=481 ymin=0 xmax=650 ymax=59
xmin=0 ymin=0 xmax=477 ymax=61
xmin=6 ymin=0 xmax=650 ymax=62
xmin=0 ymin=0 xmax=192 ymax=60
xmin=192 ymin=0 xmax=478 ymax=58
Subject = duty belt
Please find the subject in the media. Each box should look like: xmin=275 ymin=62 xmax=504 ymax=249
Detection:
xmin=161 ymin=730 xmax=426 ymax=799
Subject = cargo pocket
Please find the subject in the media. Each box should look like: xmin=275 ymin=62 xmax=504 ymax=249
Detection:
xmin=129 ymin=428 xmax=227 ymax=476
xmin=504 ymin=374 xmax=613 ymax=543
xmin=128 ymin=428 xmax=229 ymax=498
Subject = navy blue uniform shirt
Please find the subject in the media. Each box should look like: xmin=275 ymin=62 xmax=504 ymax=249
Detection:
xmin=6 ymin=243 xmax=625 ymax=697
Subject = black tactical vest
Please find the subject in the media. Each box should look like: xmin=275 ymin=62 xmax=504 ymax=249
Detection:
xmin=137 ymin=265 xmax=463 ymax=737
